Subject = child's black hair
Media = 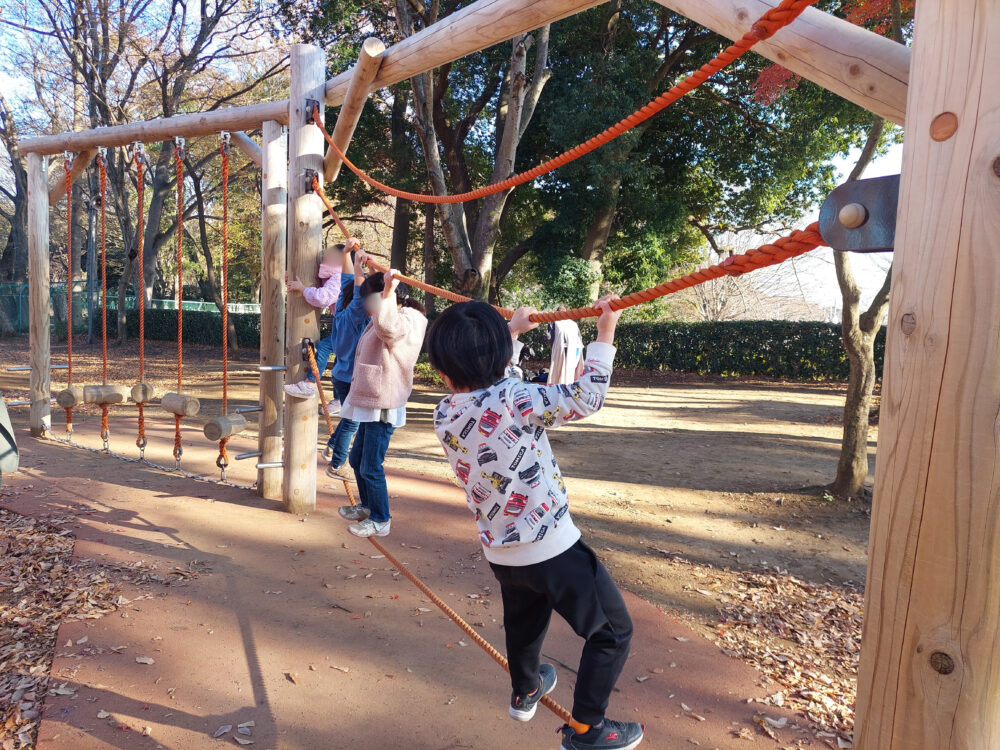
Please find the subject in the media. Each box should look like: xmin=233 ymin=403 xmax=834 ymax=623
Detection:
xmin=427 ymin=301 xmax=513 ymax=391
xmin=359 ymin=273 xmax=427 ymax=314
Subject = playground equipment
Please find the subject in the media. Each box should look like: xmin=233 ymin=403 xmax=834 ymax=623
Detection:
xmin=13 ymin=0 xmax=1000 ymax=744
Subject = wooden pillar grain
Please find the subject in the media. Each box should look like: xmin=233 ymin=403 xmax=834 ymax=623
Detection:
xmin=282 ymin=44 xmax=325 ymax=514
xmin=258 ymin=121 xmax=287 ymax=500
xmin=323 ymin=37 xmax=385 ymax=182
xmin=854 ymin=1 xmax=1000 ymax=748
xmin=27 ymin=153 xmax=51 ymax=437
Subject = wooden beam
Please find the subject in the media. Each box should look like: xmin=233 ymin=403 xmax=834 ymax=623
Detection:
xmin=324 ymin=37 xmax=386 ymax=182
xmin=258 ymin=120 xmax=287 ymax=500
xmin=649 ymin=0 xmax=909 ymax=126
xmin=19 ymin=100 xmax=289 ymax=156
xmin=231 ymin=131 xmax=262 ymax=167
xmin=324 ymin=0 xmax=606 ymax=104
xmin=854 ymin=0 xmax=1000 ymax=747
xmin=21 ymin=0 xmax=605 ymax=156
xmin=48 ymin=148 xmax=96 ymax=205
xmin=26 ymin=153 xmax=51 ymax=437
xmin=282 ymin=45 xmax=325 ymax=515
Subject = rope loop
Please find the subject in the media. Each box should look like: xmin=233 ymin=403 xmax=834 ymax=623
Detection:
xmin=217 ymin=438 xmax=230 ymax=469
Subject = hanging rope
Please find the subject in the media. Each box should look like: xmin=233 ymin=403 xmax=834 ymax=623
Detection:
xmin=173 ymin=137 xmax=185 ymax=463
xmin=309 ymin=178 xmax=824 ymax=323
xmin=218 ymin=133 xmax=232 ymax=473
xmin=63 ymin=154 xmax=74 ymax=434
xmin=97 ymin=148 xmax=110 ymax=449
xmin=313 ymin=0 xmax=816 ymax=206
xmin=134 ymin=143 xmax=147 ymax=454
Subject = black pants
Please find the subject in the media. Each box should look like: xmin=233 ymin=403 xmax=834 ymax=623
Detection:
xmin=490 ymin=540 xmax=633 ymax=725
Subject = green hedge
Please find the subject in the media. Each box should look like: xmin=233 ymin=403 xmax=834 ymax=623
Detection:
xmin=123 ymin=309 xmax=263 ymax=348
xmin=518 ymin=320 xmax=885 ymax=380
xmin=122 ymin=309 xmax=883 ymax=381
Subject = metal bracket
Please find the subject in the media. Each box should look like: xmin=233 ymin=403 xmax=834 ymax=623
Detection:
xmin=304 ymin=168 xmax=318 ymax=193
xmin=305 ymin=98 xmax=320 ymax=124
xmin=818 ymin=174 xmax=899 ymax=253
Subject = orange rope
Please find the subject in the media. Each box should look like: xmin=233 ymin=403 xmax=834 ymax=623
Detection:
xmin=174 ymin=139 xmax=185 ymax=461
xmin=100 ymin=404 xmax=109 ymax=443
xmin=134 ymin=146 xmax=147 ymax=450
xmin=309 ymin=179 xmax=824 ymax=323
xmin=306 ymin=345 xmax=334 ymax=438
xmin=342 ymin=478 xmax=574 ymax=724
xmin=218 ymin=135 xmax=231 ymax=472
xmin=63 ymin=157 xmax=73 ymax=433
xmin=220 ymin=137 xmax=230 ymax=416
xmin=313 ymin=0 xmax=815 ymax=205
xmin=98 ymin=151 xmax=108 ymax=384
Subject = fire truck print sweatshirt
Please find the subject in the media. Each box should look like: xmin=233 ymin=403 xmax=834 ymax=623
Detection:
xmin=433 ymin=342 xmax=616 ymax=566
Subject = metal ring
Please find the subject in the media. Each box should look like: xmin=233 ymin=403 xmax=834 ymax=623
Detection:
xmin=216 ymin=454 xmax=229 ymax=469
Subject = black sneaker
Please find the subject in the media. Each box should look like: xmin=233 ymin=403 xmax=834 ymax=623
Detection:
xmin=509 ymin=664 xmax=557 ymax=721
xmin=560 ymin=719 xmax=644 ymax=750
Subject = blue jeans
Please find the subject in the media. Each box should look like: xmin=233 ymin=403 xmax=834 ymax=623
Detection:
xmin=348 ymin=420 xmax=396 ymax=523
xmin=305 ymin=337 xmax=333 ymax=382
xmin=328 ymin=378 xmax=359 ymax=468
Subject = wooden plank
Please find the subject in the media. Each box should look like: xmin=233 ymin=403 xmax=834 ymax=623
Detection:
xmin=48 ymin=148 xmax=96 ymax=204
xmin=324 ymin=37 xmax=386 ymax=182
xmin=231 ymin=131 xmax=262 ymax=167
xmin=27 ymin=153 xmax=51 ymax=437
xmin=649 ymin=0 xmax=909 ymax=125
xmin=282 ymin=45 xmax=325 ymax=515
xmin=258 ymin=120 xmax=287 ymax=500
xmin=854 ymin=0 xmax=1000 ymax=747
xmin=20 ymin=100 xmax=289 ymax=155
xmin=326 ymin=0 xmax=606 ymax=103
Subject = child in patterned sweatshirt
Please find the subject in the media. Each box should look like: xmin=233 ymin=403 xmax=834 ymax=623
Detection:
xmin=427 ymin=298 xmax=643 ymax=750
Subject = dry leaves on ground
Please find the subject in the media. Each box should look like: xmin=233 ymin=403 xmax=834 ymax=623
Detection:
xmin=712 ymin=570 xmax=862 ymax=747
xmin=0 ymin=507 xmax=162 ymax=750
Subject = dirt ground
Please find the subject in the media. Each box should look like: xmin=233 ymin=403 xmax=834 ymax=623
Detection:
xmin=0 ymin=336 xmax=874 ymax=748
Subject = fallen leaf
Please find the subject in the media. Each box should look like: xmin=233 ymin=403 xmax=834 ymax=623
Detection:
xmin=135 ymin=656 xmax=155 ymax=665
xmin=214 ymin=724 xmax=232 ymax=738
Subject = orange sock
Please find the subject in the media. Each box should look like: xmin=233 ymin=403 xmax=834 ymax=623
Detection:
xmin=569 ymin=720 xmax=591 ymax=735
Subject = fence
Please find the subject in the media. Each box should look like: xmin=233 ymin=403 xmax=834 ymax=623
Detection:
xmin=0 ymin=282 xmax=260 ymax=334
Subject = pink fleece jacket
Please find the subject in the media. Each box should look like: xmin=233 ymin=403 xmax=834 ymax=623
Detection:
xmin=302 ymin=270 xmax=342 ymax=310
xmin=348 ymin=296 xmax=427 ymax=411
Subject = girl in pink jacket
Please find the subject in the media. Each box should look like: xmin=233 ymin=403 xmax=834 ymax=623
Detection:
xmin=335 ymin=252 xmax=427 ymax=538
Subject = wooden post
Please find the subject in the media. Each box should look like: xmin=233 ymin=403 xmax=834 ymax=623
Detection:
xmin=854 ymin=1 xmax=1000 ymax=748
xmin=323 ymin=37 xmax=385 ymax=182
xmin=258 ymin=120 xmax=287 ymax=500
xmin=27 ymin=153 xmax=51 ymax=437
xmin=231 ymin=131 xmax=263 ymax=168
xmin=282 ymin=44 xmax=325 ymax=514
xmin=649 ymin=0 xmax=909 ymax=125
xmin=48 ymin=148 xmax=96 ymax=204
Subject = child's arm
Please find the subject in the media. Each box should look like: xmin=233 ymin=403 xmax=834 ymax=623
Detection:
xmin=509 ymin=296 xmax=622 ymax=429
xmin=371 ymin=269 xmax=414 ymax=345
xmin=302 ymin=272 xmax=342 ymax=309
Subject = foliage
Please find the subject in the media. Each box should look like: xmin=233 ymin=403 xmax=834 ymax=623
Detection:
xmin=520 ymin=320 xmax=885 ymax=380
xmin=122 ymin=308 xmax=261 ymax=348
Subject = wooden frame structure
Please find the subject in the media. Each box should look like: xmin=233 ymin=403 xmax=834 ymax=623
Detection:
xmin=16 ymin=0 xmax=1000 ymax=744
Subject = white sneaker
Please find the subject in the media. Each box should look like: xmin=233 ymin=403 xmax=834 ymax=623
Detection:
xmin=348 ymin=518 xmax=390 ymax=537
xmin=326 ymin=399 xmax=342 ymax=416
xmin=283 ymin=381 xmax=317 ymax=399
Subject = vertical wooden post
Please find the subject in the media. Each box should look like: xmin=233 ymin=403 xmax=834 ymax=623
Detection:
xmin=855 ymin=1 xmax=1000 ymax=748
xmin=258 ymin=121 xmax=287 ymax=499
xmin=27 ymin=153 xmax=51 ymax=438
xmin=282 ymin=43 xmax=325 ymax=514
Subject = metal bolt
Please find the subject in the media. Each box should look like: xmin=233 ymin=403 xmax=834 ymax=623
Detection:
xmin=930 ymin=651 xmax=955 ymax=675
xmin=901 ymin=313 xmax=917 ymax=335
xmin=839 ymin=203 xmax=868 ymax=229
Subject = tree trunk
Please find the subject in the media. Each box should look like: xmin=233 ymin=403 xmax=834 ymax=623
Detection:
xmin=390 ymin=198 xmax=411 ymax=270
xmin=578 ymin=181 xmax=622 ymax=298
xmin=422 ymin=203 xmax=436 ymax=315
xmin=831 ymin=115 xmax=892 ymax=498
xmin=832 ymin=323 xmax=878 ymax=496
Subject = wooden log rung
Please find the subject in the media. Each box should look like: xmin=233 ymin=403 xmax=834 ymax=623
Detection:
xmin=160 ymin=392 xmax=201 ymax=417
xmin=203 ymin=414 xmax=248 ymax=441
